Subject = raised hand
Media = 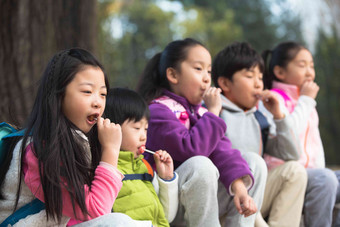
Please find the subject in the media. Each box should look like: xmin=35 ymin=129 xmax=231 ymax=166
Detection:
xmin=260 ymin=90 xmax=285 ymax=120
xmin=300 ymin=80 xmax=319 ymax=99
xmin=203 ymin=87 xmax=222 ymax=116
xmin=97 ymin=117 xmax=122 ymax=167
xmin=153 ymin=150 xmax=174 ymax=181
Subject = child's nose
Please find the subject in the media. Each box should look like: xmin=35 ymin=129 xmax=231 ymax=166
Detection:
xmin=203 ymin=72 xmax=210 ymax=83
xmin=306 ymin=67 xmax=314 ymax=78
xmin=92 ymin=95 xmax=103 ymax=109
xmin=254 ymin=78 xmax=262 ymax=88
xmin=140 ymin=132 xmax=147 ymax=141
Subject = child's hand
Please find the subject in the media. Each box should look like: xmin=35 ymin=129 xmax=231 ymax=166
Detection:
xmin=154 ymin=150 xmax=174 ymax=180
xmin=232 ymin=179 xmax=257 ymax=217
xmin=203 ymin=87 xmax=222 ymax=116
xmin=300 ymin=81 xmax=319 ymax=99
xmin=97 ymin=117 xmax=122 ymax=166
xmin=260 ymin=90 xmax=284 ymax=120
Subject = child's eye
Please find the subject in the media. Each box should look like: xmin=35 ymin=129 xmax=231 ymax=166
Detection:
xmin=82 ymin=91 xmax=91 ymax=94
xmin=195 ymin=67 xmax=202 ymax=71
xmin=298 ymin=63 xmax=306 ymax=68
xmin=101 ymin=93 xmax=107 ymax=97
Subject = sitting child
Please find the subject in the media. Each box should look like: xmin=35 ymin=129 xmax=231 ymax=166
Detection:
xmin=104 ymin=87 xmax=178 ymax=227
xmin=212 ymin=42 xmax=307 ymax=227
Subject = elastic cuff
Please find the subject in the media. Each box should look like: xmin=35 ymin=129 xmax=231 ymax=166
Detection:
xmin=161 ymin=172 xmax=177 ymax=182
xmin=99 ymin=161 xmax=124 ymax=180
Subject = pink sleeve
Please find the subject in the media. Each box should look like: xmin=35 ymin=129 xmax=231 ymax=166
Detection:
xmin=23 ymin=144 xmax=123 ymax=221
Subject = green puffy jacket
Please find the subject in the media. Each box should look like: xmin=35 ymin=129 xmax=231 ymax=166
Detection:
xmin=113 ymin=151 xmax=169 ymax=227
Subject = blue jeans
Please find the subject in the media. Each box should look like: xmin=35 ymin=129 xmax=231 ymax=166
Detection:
xmin=304 ymin=168 xmax=338 ymax=227
xmin=332 ymin=170 xmax=340 ymax=227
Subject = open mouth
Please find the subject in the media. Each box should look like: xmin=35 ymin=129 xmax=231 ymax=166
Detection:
xmin=254 ymin=94 xmax=261 ymax=99
xmin=87 ymin=114 xmax=99 ymax=123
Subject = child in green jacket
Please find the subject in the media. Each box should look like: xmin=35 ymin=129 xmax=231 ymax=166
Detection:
xmin=105 ymin=88 xmax=178 ymax=227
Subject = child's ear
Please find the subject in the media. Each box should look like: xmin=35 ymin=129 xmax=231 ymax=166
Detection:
xmin=273 ymin=66 xmax=286 ymax=81
xmin=217 ymin=77 xmax=231 ymax=92
xmin=166 ymin=67 xmax=178 ymax=84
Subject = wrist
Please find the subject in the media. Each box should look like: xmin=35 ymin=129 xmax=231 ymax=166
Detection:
xmin=208 ymin=108 xmax=220 ymax=116
xmin=273 ymin=112 xmax=284 ymax=120
xmin=160 ymin=172 xmax=176 ymax=181
xmin=101 ymin=148 xmax=119 ymax=167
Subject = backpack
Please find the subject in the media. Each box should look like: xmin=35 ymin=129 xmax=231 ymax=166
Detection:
xmin=254 ymin=110 xmax=270 ymax=152
xmin=0 ymin=122 xmax=45 ymax=227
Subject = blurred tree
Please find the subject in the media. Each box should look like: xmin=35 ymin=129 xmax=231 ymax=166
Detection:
xmin=178 ymin=5 xmax=243 ymax=57
xmin=0 ymin=0 xmax=97 ymax=125
xmin=97 ymin=0 xmax=243 ymax=87
xmin=314 ymin=29 xmax=340 ymax=165
xmin=325 ymin=0 xmax=340 ymax=37
xmin=180 ymin=0 xmax=304 ymax=52
xmin=97 ymin=0 xmax=175 ymax=89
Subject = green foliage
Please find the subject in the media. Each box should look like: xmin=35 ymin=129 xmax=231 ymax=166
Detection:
xmin=97 ymin=0 xmax=304 ymax=91
xmin=180 ymin=0 xmax=304 ymax=52
xmin=314 ymin=27 xmax=340 ymax=165
xmin=97 ymin=0 xmax=340 ymax=166
xmin=98 ymin=0 xmax=175 ymax=89
xmin=178 ymin=6 xmax=242 ymax=57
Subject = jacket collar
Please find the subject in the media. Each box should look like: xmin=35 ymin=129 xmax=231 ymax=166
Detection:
xmin=118 ymin=151 xmax=144 ymax=171
xmin=162 ymin=89 xmax=202 ymax=114
xmin=272 ymin=81 xmax=300 ymax=101
xmin=221 ymin=94 xmax=257 ymax=115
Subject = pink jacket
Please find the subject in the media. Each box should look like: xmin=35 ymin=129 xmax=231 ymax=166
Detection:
xmin=264 ymin=81 xmax=325 ymax=169
xmin=23 ymin=143 xmax=124 ymax=225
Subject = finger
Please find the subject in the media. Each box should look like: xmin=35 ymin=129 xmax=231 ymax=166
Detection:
xmin=242 ymin=198 xmax=250 ymax=210
xmin=213 ymin=87 xmax=221 ymax=95
xmin=234 ymin=197 xmax=242 ymax=214
xmin=97 ymin=117 xmax=104 ymax=129
xmin=103 ymin=118 xmax=111 ymax=126
xmin=157 ymin=150 xmax=165 ymax=161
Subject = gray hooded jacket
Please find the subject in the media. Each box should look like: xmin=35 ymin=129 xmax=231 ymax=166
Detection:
xmin=220 ymin=94 xmax=300 ymax=161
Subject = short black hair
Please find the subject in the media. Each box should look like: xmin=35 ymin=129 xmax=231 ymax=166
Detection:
xmin=105 ymin=88 xmax=150 ymax=125
xmin=212 ymin=42 xmax=264 ymax=87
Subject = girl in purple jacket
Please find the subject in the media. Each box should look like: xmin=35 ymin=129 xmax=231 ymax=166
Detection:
xmin=137 ymin=38 xmax=257 ymax=227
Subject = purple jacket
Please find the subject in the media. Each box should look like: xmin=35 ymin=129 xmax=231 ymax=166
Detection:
xmin=145 ymin=90 xmax=254 ymax=193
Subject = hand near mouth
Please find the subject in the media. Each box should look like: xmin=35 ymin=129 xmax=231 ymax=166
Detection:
xmin=203 ymin=87 xmax=222 ymax=116
xmin=153 ymin=150 xmax=174 ymax=181
xmin=97 ymin=117 xmax=122 ymax=167
xmin=260 ymin=90 xmax=284 ymax=120
xmin=300 ymin=81 xmax=319 ymax=99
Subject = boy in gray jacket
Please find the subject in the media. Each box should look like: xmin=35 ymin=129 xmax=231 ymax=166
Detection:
xmin=212 ymin=42 xmax=307 ymax=227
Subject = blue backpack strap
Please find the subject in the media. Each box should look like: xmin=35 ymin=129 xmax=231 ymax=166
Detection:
xmin=254 ymin=110 xmax=270 ymax=153
xmin=123 ymin=173 xmax=153 ymax=182
xmin=3 ymin=130 xmax=26 ymax=139
xmin=0 ymin=199 xmax=45 ymax=227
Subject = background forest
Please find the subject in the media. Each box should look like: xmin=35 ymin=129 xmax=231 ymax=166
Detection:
xmin=1 ymin=0 xmax=340 ymax=166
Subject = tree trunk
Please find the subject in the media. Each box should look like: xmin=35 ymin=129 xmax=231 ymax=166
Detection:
xmin=0 ymin=0 xmax=97 ymax=125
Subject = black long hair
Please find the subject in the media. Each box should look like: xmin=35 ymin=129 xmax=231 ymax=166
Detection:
xmin=0 ymin=48 xmax=109 ymax=222
xmin=262 ymin=41 xmax=306 ymax=89
xmin=105 ymin=88 xmax=150 ymax=125
xmin=136 ymin=38 xmax=206 ymax=104
xmin=212 ymin=42 xmax=264 ymax=87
